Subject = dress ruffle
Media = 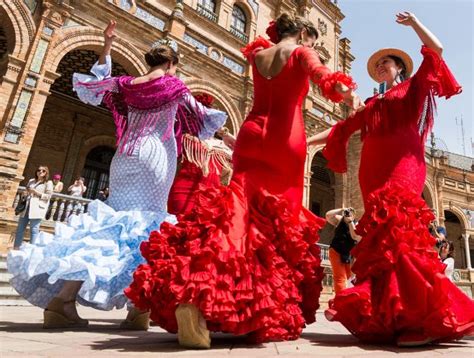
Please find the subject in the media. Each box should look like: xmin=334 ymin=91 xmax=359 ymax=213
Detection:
xmin=326 ymin=183 xmax=474 ymax=343
xmin=318 ymin=72 xmax=356 ymax=103
xmin=126 ymin=183 xmax=325 ymax=343
xmin=420 ymin=45 xmax=462 ymax=99
xmin=241 ymin=36 xmax=272 ymax=59
xmin=7 ymin=200 xmax=176 ymax=311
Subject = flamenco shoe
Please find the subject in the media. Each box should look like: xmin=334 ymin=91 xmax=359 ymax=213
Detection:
xmin=324 ymin=308 xmax=337 ymax=321
xmin=43 ymin=298 xmax=89 ymax=329
xmin=119 ymin=311 xmax=150 ymax=331
xmin=175 ymin=304 xmax=211 ymax=349
xmin=397 ymin=332 xmax=433 ymax=347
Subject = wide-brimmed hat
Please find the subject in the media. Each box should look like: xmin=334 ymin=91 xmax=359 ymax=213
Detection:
xmin=367 ymin=48 xmax=413 ymax=82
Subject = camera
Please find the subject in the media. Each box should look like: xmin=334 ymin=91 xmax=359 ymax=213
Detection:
xmin=343 ymin=209 xmax=351 ymax=217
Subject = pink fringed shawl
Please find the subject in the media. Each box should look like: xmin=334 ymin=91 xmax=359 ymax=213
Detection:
xmin=75 ymin=75 xmax=203 ymax=155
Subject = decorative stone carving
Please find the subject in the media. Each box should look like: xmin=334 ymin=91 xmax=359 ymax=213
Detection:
xmin=318 ymin=18 xmax=328 ymax=37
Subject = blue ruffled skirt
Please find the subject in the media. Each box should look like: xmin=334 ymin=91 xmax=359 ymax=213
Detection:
xmin=7 ymin=200 xmax=176 ymax=310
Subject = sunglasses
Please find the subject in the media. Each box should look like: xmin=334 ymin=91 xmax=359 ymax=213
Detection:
xmin=37 ymin=169 xmax=46 ymax=173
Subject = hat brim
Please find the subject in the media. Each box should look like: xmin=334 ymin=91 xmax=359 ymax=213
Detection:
xmin=367 ymin=48 xmax=414 ymax=83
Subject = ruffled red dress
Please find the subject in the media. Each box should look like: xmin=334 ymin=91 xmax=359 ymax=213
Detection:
xmin=323 ymin=46 xmax=474 ymax=343
xmin=126 ymin=37 xmax=355 ymax=342
xmin=168 ymin=134 xmax=233 ymax=215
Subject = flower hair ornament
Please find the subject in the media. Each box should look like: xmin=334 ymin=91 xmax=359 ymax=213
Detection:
xmin=266 ymin=20 xmax=280 ymax=44
xmin=151 ymin=38 xmax=179 ymax=52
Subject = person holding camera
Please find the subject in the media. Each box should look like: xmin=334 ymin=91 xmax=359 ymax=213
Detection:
xmin=326 ymin=207 xmax=361 ymax=294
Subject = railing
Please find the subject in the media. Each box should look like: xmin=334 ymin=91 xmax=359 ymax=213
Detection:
xmin=13 ymin=186 xmax=92 ymax=223
xmin=453 ymin=269 xmax=471 ymax=282
xmin=197 ymin=4 xmax=218 ymax=23
xmin=229 ymin=26 xmax=249 ymax=43
xmin=318 ymin=243 xmax=330 ymax=264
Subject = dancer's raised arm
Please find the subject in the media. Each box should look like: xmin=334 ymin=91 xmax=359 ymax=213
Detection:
xmin=396 ymin=12 xmax=443 ymax=55
xmin=99 ymin=20 xmax=117 ymax=64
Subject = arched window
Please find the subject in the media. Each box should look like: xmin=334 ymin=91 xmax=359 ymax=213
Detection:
xmin=231 ymin=5 xmax=247 ymax=34
xmin=82 ymin=146 xmax=115 ymax=199
xmin=197 ymin=0 xmax=218 ymax=22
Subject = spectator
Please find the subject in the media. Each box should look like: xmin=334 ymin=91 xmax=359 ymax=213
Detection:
xmin=325 ymin=207 xmax=361 ymax=294
xmin=439 ymin=240 xmax=455 ymax=281
xmin=68 ymin=177 xmax=87 ymax=197
xmin=52 ymin=174 xmax=64 ymax=193
xmin=13 ymin=165 xmax=53 ymax=249
xmin=97 ymin=187 xmax=109 ymax=202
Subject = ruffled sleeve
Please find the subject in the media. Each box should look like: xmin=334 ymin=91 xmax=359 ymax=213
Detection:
xmin=296 ymin=46 xmax=356 ymax=103
xmin=72 ymin=55 xmax=119 ymax=106
xmin=241 ymin=36 xmax=272 ymax=61
xmin=182 ymin=93 xmax=227 ymax=140
xmin=412 ymin=46 xmax=462 ymax=99
xmin=322 ymin=112 xmax=363 ymax=173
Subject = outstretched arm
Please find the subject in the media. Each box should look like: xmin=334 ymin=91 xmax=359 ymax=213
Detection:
xmin=99 ymin=20 xmax=116 ymax=65
xmin=396 ymin=12 xmax=443 ymax=56
xmin=297 ymin=47 xmax=365 ymax=115
xmin=307 ymin=128 xmax=331 ymax=147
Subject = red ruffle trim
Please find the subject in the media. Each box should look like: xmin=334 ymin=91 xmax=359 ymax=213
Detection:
xmin=318 ymin=72 xmax=357 ymax=103
xmin=420 ymin=45 xmax=462 ymax=99
xmin=126 ymin=183 xmax=325 ymax=343
xmin=327 ymin=183 xmax=474 ymax=343
xmin=241 ymin=36 xmax=272 ymax=60
xmin=322 ymin=122 xmax=349 ymax=173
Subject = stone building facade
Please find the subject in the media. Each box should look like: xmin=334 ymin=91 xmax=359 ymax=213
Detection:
xmin=0 ymin=0 xmax=472 ymax=295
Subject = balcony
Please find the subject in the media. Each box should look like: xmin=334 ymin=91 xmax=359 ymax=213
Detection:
xmin=230 ymin=26 xmax=249 ymax=43
xmin=13 ymin=186 xmax=92 ymax=223
xmin=197 ymin=4 xmax=218 ymax=23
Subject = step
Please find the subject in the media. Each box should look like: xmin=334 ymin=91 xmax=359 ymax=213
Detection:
xmin=0 ymin=272 xmax=12 ymax=282
xmin=0 ymin=261 xmax=7 ymax=270
xmin=0 ymin=298 xmax=31 ymax=306
xmin=0 ymin=286 xmax=18 ymax=296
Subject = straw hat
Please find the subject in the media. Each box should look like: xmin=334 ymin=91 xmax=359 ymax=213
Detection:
xmin=367 ymin=48 xmax=413 ymax=82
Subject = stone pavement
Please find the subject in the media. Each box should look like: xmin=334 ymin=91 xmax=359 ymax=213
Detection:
xmin=0 ymin=306 xmax=472 ymax=357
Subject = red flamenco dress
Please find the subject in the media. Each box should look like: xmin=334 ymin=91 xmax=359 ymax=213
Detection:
xmin=168 ymin=133 xmax=233 ymax=215
xmin=126 ymin=37 xmax=355 ymax=342
xmin=323 ymin=46 xmax=474 ymax=343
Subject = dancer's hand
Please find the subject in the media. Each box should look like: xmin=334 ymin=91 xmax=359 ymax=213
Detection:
xmin=104 ymin=20 xmax=117 ymax=44
xmin=223 ymin=133 xmax=236 ymax=150
xmin=335 ymin=82 xmax=365 ymax=115
xmin=396 ymin=12 xmax=418 ymax=27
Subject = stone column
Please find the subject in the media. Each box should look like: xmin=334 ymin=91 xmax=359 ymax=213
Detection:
xmin=302 ymin=171 xmax=312 ymax=209
xmin=463 ymin=234 xmax=472 ymax=270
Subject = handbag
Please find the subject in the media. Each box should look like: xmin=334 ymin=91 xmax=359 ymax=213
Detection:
xmin=15 ymin=196 xmax=27 ymax=216
xmin=15 ymin=181 xmax=41 ymax=216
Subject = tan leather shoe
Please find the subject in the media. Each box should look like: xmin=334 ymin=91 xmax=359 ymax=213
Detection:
xmin=43 ymin=298 xmax=88 ymax=329
xmin=119 ymin=311 xmax=150 ymax=331
xmin=175 ymin=304 xmax=211 ymax=349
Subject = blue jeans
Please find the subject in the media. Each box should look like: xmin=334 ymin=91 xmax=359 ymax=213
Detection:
xmin=14 ymin=211 xmax=41 ymax=248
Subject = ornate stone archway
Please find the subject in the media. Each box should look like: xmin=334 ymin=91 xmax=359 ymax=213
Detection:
xmin=0 ymin=0 xmax=35 ymax=60
xmin=185 ymin=78 xmax=243 ymax=134
xmin=48 ymin=27 xmax=148 ymax=76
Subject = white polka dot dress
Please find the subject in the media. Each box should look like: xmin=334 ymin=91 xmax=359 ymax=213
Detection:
xmin=7 ymin=57 xmax=227 ymax=310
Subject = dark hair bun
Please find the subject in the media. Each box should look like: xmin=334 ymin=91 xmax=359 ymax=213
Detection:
xmin=275 ymin=13 xmax=319 ymax=40
xmin=145 ymin=45 xmax=179 ymax=67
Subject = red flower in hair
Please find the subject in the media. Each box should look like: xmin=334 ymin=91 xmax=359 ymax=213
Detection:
xmin=266 ymin=20 xmax=280 ymax=44
xmin=195 ymin=93 xmax=215 ymax=108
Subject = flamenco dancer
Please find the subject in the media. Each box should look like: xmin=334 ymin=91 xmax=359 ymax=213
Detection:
xmin=7 ymin=20 xmax=226 ymax=329
xmin=168 ymin=94 xmax=235 ymax=216
xmin=309 ymin=12 xmax=474 ymax=346
xmin=126 ymin=13 xmax=363 ymax=348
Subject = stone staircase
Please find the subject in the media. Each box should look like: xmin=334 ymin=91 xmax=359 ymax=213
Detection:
xmin=0 ymin=254 xmax=30 ymax=306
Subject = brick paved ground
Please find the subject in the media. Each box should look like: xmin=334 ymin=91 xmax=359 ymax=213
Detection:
xmin=0 ymin=306 xmax=472 ymax=357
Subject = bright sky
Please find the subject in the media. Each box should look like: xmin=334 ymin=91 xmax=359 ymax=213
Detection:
xmin=338 ymin=0 xmax=473 ymax=156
